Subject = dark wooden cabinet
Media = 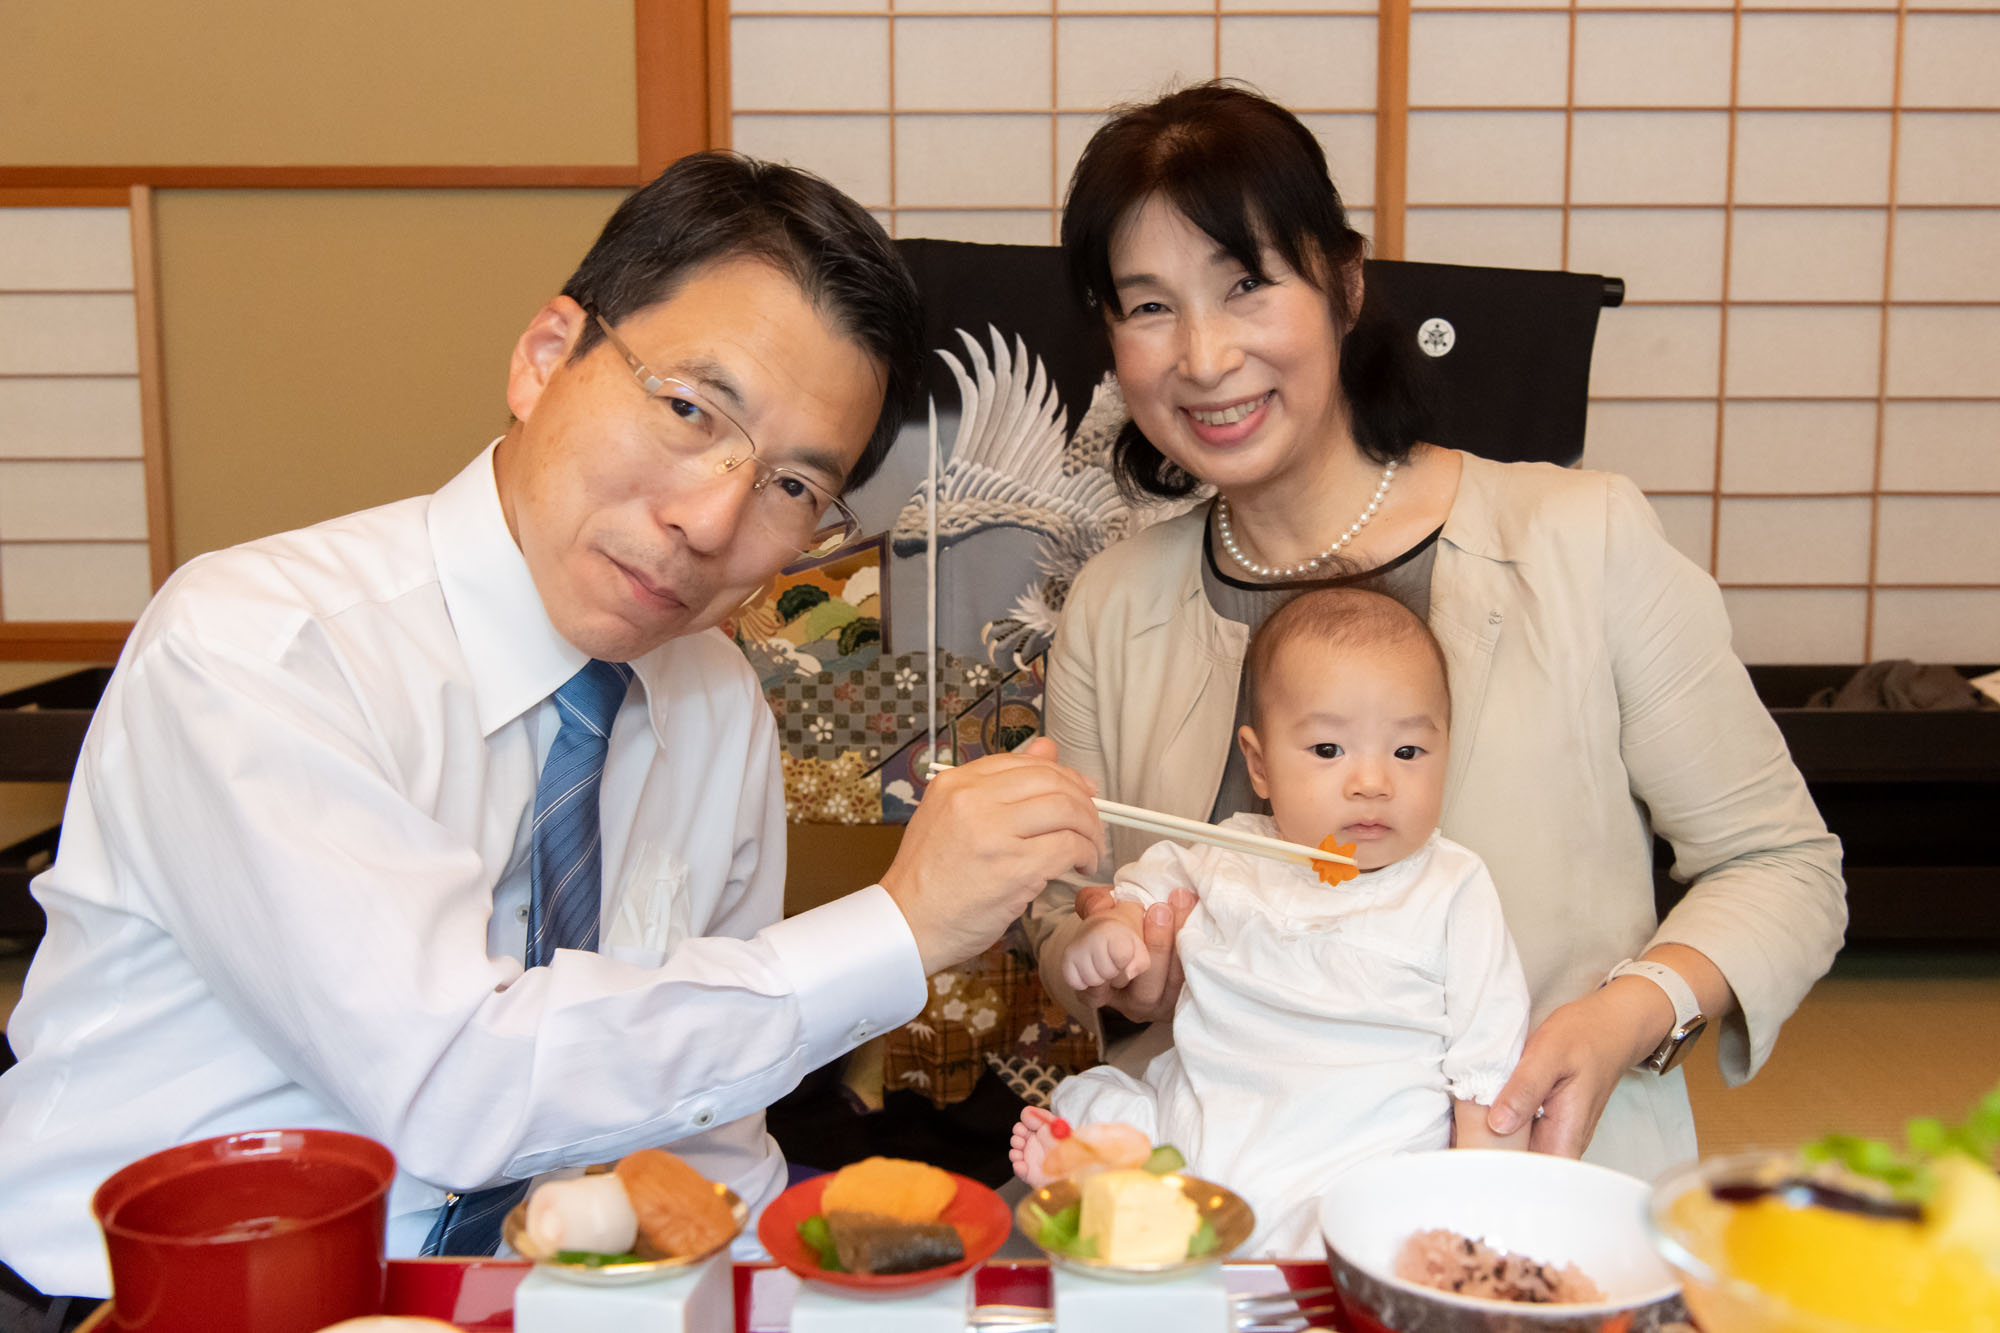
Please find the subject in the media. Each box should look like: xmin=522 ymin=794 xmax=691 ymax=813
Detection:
xmin=1657 ymin=665 xmax=2000 ymax=946
xmin=0 ymin=669 xmax=108 ymax=937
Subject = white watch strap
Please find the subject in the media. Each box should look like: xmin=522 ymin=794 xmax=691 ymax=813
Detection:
xmin=1605 ymin=958 xmax=1700 ymax=1030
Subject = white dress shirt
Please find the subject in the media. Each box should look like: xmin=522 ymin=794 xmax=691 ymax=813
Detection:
xmin=1053 ymin=820 xmax=1531 ymax=1257
xmin=0 ymin=443 xmax=927 ymax=1297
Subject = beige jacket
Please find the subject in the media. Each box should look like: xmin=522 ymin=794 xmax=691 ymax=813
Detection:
xmin=1028 ymin=454 xmax=1847 ymax=1181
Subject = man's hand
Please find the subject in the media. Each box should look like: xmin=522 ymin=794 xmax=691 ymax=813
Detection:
xmin=1486 ymin=979 xmax=1673 ymax=1156
xmin=881 ymin=738 xmax=1102 ymax=975
xmin=1073 ymin=882 xmax=1195 ymax=1023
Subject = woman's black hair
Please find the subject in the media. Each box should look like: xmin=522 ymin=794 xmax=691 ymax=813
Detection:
xmin=560 ymin=151 xmax=922 ymax=492
xmin=1061 ymin=81 xmax=1434 ymax=499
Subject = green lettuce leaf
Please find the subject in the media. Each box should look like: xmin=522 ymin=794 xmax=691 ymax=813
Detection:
xmin=1800 ymin=1078 xmax=2000 ymax=1203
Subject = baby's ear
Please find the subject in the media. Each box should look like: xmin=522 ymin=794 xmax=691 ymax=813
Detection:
xmin=1237 ymin=724 xmax=1271 ymax=800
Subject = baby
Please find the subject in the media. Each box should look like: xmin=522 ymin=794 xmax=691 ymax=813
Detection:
xmin=1013 ymin=587 xmax=1532 ymax=1256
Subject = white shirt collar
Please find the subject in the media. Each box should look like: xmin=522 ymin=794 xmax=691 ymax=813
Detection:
xmin=428 ymin=439 xmax=589 ymax=737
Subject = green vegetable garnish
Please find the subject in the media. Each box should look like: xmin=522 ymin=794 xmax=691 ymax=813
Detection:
xmin=1143 ymin=1146 xmax=1186 ymax=1175
xmin=1800 ymin=1078 xmax=2000 ymax=1203
xmin=555 ymin=1249 xmax=644 ymax=1266
xmin=796 ymin=1214 xmax=845 ymax=1272
xmin=1032 ymin=1201 xmax=1084 ymax=1255
xmin=1187 ymin=1217 xmax=1218 ymax=1258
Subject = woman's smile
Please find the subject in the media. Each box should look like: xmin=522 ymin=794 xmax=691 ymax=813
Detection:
xmin=1107 ymin=197 xmax=1350 ymax=498
xmin=1183 ymin=390 xmax=1273 ymax=444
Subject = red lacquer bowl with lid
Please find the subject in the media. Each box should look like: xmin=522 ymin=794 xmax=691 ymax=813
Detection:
xmin=92 ymin=1128 xmax=395 ymax=1333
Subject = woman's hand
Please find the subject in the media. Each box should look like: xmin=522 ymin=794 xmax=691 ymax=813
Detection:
xmin=1485 ymin=980 xmax=1671 ymax=1157
xmin=1452 ymin=1096 xmax=1528 ymax=1151
xmin=1072 ymin=882 xmax=1197 ymax=1023
xmin=1488 ymin=945 xmax=1733 ymax=1156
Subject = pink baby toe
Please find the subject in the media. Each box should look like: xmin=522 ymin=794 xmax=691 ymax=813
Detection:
xmin=1018 ymin=1134 xmax=1055 ymax=1188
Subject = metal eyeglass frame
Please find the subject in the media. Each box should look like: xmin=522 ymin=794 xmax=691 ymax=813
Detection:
xmin=586 ymin=307 xmax=861 ymax=557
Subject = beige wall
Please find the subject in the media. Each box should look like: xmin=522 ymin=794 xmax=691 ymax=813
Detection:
xmin=2 ymin=1 xmax=652 ymax=607
xmin=157 ymin=189 xmax=628 ymax=559
xmin=0 ymin=0 xmax=637 ymax=166
xmin=0 ymin=5 xmax=645 ymax=855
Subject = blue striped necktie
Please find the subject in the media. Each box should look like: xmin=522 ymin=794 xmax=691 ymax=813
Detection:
xmin=423 ymin=658 xmax=634 ymax=1257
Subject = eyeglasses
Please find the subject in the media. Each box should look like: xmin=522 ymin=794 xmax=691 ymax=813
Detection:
xmin=588 ymin=308 xmax=861 ymax=559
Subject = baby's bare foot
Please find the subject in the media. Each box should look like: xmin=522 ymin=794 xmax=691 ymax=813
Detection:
xmin=1009 ymin=1105 xmax=1063 ymax=1188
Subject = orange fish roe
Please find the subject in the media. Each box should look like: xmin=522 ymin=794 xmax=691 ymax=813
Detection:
xmin=820 ymin=1156 xmax=957 ymax=1224
xmin=1315 ymin=837 xmax=1359 ymax=885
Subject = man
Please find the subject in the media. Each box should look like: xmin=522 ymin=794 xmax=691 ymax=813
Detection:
xmin=0 ymin=153 xmax=1102 ymax=1321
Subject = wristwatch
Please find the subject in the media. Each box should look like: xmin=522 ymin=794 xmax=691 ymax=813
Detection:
xmin=1604 ymin=958 xmax=1706 ymax=1075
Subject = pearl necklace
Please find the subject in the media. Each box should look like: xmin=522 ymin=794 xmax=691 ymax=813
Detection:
xmin=1215 ymin=460 xmax=1398 ymax=579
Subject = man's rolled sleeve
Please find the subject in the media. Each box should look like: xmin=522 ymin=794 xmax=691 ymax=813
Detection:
xmin=761 ymin=885 xmax=928 ymax=1062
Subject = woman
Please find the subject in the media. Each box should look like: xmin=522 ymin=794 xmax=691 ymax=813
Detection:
xmin=1024 ymin=82 xmax=1845 ymax=1181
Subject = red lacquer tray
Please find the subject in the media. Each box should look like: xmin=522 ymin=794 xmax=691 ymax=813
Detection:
xmin=79 ymin=1258 xmax=1338 ymax=1330
xmin=396 ymin=1257 xmax=1335 ymax=1331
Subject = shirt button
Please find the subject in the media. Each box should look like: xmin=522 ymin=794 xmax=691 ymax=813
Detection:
xmin=849 ymin=1021 xmax=873 ymax=1043
xmin=691 ymin=1108 xmax=716 ymax=1129
xmin=516 ymin=905 xmax=530 ymax=923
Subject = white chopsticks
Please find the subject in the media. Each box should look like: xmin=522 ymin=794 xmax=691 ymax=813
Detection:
xmin=924 ymin=762 xmax=1358 ymax=872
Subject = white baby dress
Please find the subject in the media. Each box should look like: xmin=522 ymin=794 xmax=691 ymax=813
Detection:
xmin=1050 ymin=815 xmax=1531 ymax=1256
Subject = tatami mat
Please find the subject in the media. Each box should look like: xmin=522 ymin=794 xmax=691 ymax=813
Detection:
xmin=1684 ymin=950 xmax=2000 ymax=1157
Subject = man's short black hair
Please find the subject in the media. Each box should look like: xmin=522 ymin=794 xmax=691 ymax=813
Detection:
xmin=561 ymin=151 xmax=923 ymax=492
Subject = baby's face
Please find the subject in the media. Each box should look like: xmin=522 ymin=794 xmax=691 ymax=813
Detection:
xmin=1238 ymin=637 xmax=1451 ymax=872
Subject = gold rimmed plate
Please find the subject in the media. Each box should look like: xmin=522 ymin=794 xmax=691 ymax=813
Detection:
xmin=1015 ymin=1174 xmax=1255 ymax=1283
xmin=502 ymin=1184 xmax=746 ymax=1287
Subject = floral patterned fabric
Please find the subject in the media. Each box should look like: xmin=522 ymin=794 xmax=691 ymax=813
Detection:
xmin=985 ymin=1053 xmax=1068 ymax=1109
xmin=882 ymin=940 xmax=1098 ymax=1109
xmin=717 ymin=300 xmax=1130 ymax=1103
xmin=723 ymin=539 xmax=1048 ymax=827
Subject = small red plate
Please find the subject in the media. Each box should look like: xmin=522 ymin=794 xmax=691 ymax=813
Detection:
xmin=757 ymin=1170 xmax=1011 ymax=1293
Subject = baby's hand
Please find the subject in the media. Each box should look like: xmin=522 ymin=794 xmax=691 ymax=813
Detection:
xmin=1063 ymin=916 xmax=1149 ymax=991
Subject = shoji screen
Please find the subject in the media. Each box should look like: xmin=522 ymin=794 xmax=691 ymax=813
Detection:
xmin=728 ymin=1 xmax=2000 ymax=665
xmin=0 ymin=197 xmax=166 ymax=640
xmin=1403 ymin=4 xmax=1999 ymax=663
xmin=728 ymin=2 xmax=1380 ymax=246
